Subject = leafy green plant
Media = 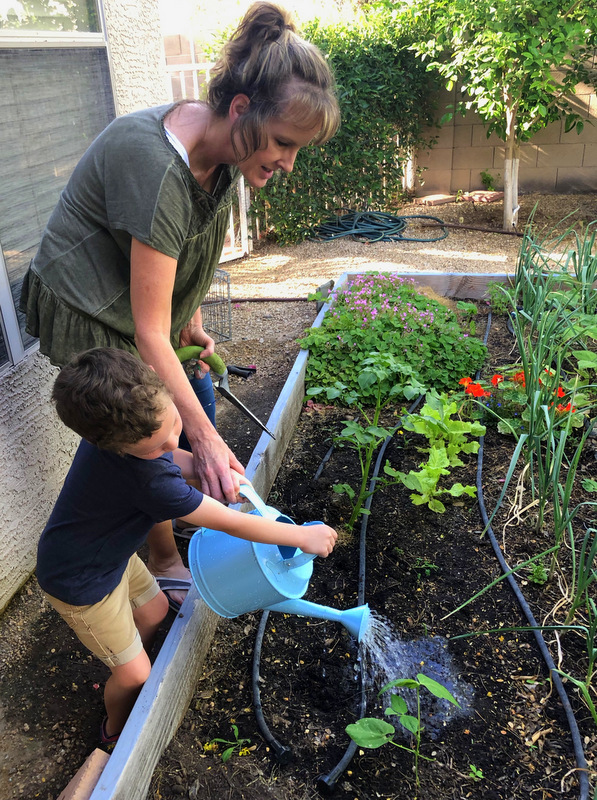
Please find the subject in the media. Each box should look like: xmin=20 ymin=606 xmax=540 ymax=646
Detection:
xmin=480 ymin=170 xmax=496 ymax=191
xmin=384 ymin=391 xmax=484 ymax=513
xmin=571 ymin=349 xmax=597 ymax=382
xmin=346 ymin=673 xmax=460 ymax=788
xmin=484 ymin=281 xmax=514 ymax=315
xmin=468 ymin=764 xmax=484 ymax=782
xmin=206 ymin=724 xmax=251 ymax=763
xmin=527 ymin=558 xmax=548 ymax=585
xmin=300 ymin=274 xmax=486 ymax=401
xmin=308 ymin=352 xmax=423 ymax=530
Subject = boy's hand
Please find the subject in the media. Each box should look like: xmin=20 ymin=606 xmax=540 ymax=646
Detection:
xmin=298 ymin=524 xmax=338 ymax=558
xmin=233 ymin=472 xmax=253 ymax=502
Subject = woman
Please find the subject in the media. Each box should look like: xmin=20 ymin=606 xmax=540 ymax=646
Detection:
xmin=21 ymin=2 xmax=340 ymax=608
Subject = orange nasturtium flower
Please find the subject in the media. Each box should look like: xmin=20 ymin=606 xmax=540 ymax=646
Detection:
xmin=556 ymin=402 xmax=576 ymax=414
xmin=554 ymin=386 xmax=566 ymax=398
xmin=459 ymin=377 xmax=473 ymax=387
xmin=491 ymin=374 xmax=504 ymax=387
xmin=465 ymin=382 xmax=491 ymax=398
xmin=513 ymin=371 xmax=526 ymax=387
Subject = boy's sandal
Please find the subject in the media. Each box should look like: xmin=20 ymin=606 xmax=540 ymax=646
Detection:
xmin=100 ymin=716 xmax=121 ymax=748
xmin=154 ymin=576 xmax=192 ymax=613
xmin=172 ymin=521 xmax=200 ymax=540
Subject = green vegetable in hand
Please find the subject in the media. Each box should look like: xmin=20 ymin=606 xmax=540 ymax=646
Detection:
xmin=174 ymin=347 xmax=227 ymax=375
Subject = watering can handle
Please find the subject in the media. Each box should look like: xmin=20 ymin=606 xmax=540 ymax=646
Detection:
xmin=238 ymin=483 xmax=275 ymax=518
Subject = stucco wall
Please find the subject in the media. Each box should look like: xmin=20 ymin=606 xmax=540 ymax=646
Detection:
xmin=416 ymin=67 xmax=597 ymax=196
xmin=103 ymin=0 xmax=170 ymax=114
xmin=0 ymin=0 xmax=169 ymax=614
xmin=0 ymin=353 xmax=79 ymax=613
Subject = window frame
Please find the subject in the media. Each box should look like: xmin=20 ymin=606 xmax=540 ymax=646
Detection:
xmin=0 ymin=0 xmax=110 ymax=375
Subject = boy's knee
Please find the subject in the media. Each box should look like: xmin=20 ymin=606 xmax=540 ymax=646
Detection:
xmin=113 ymin=651 xmax=151 ymax=688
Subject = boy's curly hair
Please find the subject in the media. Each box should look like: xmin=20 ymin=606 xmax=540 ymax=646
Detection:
xmin=52 ymin=348 xmax=172 ymax=454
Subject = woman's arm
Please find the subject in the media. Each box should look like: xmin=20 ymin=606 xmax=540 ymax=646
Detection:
xmin=179 ymin=495 xmax=338 ymax=558
xmin=130 ymin=238 xmax=244 ymax=502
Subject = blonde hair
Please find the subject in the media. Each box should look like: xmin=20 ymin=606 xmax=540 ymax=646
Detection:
xmin=207 ymin=2 xmax=340 ymax=160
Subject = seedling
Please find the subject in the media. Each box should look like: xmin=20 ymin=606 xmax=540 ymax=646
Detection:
xmin=346 ymin=673 xmax=460 ymax=788
xmin=206 ymin=724 xmax=251 ymax=763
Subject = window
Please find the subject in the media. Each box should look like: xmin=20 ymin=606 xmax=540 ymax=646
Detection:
xmin=0 ymin=8 xmax=114 ymax=369
xmin=0 ymin=0 xmax=100 ymax=32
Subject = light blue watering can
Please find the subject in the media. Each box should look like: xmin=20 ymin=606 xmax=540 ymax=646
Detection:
xmin=187 ymin=484 xmax=370 ymax=642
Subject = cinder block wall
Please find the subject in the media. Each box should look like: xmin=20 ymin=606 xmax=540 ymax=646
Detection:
xmin=416 ymin=65 xmax=597 ymax=196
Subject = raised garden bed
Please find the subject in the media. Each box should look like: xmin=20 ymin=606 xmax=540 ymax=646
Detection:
xmin=147 ymin=265 xmax=597 ymax=799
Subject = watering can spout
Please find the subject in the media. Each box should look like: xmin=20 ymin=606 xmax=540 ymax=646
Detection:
xmin=268 ymin=599 xmax=371 ymax=643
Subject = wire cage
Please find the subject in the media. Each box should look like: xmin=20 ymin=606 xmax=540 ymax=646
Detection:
xmin=200 ymin=268 xmax=232 ymax=343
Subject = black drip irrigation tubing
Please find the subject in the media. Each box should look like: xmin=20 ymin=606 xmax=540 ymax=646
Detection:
xmin=311 ymin=210 xmax=449 ymax=244
xmin=250 ymin=314 xmax=590 ymax=794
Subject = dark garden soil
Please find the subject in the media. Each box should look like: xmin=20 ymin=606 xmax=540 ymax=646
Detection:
xmin=148 ymin=310 xmax=597 ymax=800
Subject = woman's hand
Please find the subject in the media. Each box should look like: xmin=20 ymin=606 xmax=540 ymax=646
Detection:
xmin=179 ymin=313 xmax=215 ymax=378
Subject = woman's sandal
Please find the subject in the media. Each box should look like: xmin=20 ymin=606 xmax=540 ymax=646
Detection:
xmin=100 ymin=716 xmax=121 ymax=748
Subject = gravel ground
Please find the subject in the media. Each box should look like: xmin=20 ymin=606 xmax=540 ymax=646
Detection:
xmin=224 ymin=192 xmax=597 ymax=300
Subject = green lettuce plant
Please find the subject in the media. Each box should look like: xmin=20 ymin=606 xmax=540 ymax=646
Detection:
xmin=384 ymin=391 xmax=485 ymax=513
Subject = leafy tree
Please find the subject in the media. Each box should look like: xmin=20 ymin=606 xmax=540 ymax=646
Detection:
xmin=389 ymin=0 xmax=597 ymax=230
xmin=0 ymin=0 xmax=99 ymax=31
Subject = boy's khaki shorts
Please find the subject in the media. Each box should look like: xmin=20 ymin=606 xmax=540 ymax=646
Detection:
xmin=44 ymin=554 xmax=160 ymax=668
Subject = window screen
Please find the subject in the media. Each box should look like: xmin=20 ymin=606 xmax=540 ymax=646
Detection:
xmin=0 ymin=47 xmax=115 ymax=361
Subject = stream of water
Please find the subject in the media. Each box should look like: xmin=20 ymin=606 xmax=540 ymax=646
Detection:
xmin=358 ymin=612 xmax=474 ymax=739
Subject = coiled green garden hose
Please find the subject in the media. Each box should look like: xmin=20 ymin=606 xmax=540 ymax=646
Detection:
xmin=310 ymin=210 xmax=449 ymax=243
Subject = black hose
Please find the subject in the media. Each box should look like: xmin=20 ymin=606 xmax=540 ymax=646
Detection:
xmin=251 ymin=611 xmax=293 ymax=764
xmin=310 ymin=211 xmax=449 ymax=243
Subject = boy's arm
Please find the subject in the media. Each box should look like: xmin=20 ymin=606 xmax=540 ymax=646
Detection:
xmin=178 ymin=496 xmax=337 ymax=558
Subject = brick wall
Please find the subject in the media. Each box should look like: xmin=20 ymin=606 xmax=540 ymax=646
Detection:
xmin=415 ymin=66 xmax=597 ymax=196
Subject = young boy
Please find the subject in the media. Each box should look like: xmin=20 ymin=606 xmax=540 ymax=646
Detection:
xmin=37 ymin=348 xmax=337 ymax=746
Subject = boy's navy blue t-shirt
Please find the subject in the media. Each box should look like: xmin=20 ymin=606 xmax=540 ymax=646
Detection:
xmin=37 ymin=439 xmax=203 ymax=605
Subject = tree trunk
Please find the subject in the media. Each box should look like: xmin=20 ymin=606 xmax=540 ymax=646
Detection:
xmin=402 ymin=145 xmax=417 ymax=197
xmin=502 ymin=105 xmax=520 ymax=230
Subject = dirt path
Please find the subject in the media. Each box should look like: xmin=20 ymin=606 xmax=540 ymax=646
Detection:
xmin=225 ymin=192 xmax=597 ymax=299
